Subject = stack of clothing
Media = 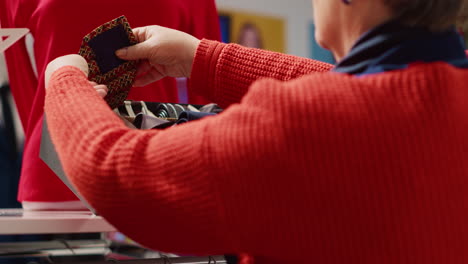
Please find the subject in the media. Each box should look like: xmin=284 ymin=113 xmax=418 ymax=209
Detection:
xmin=116 ymin=101 xmax=222 ymax=130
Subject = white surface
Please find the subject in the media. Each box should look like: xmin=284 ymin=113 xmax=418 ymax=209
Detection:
xmin=215 ymin=0 xmax=313 ymax=57
xmin=0 ymin=52 xmax=7 ymax=84
xmin=25 ymin=33 xmax=38 ymax=78
xmin=0 ymin=28 xmax=29 ymax=53
xmin=22 ymin=201 xmax=88 ymax=211
xmin=0 ymin=209 xmax=116 ymax=235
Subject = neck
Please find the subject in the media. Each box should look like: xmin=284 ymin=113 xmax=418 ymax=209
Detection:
xmin=331 ymin=3 xmax=393 ymax=61
xmin=333 ymin=22 xmax=468 ymax=75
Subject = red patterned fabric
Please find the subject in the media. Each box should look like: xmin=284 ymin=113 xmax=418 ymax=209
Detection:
xmin=79 ymin=16 xmax=138 ymax=109
xmin=0 ymin=0 xmax=220 ymax=203
xmin=44 ymin=40 xmax=468 ymax=263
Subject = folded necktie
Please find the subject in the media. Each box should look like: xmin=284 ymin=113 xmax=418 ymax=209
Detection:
xmin=78 ymin=16 xmax=138 ymax=109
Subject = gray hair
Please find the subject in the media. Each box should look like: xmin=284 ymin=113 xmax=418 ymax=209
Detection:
xmin=384 ymin=0 xmax=466 ymax=31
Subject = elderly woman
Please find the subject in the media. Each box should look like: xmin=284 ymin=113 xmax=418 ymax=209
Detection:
xmin=44 ymin=0 xmax=467 ymax=263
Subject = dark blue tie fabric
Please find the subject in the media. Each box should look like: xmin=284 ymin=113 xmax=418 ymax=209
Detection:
xmin=176 ymin=111 xmax=216 ymax=125
xmin=128 ymin=106 xmax=217 ymax=130
xmin=333 ymin=21 xmax=468 ymax=75
xmin=88 ymin=24 xmax=132 ymax=74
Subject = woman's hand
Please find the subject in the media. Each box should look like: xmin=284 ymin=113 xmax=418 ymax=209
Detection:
xmin=45 ymin=54 xmax=108 ymax=98
xmin=89 ymin=81 xmax=108 ymax=98
xmin=115 ymin=26 xmax=201 ymax=87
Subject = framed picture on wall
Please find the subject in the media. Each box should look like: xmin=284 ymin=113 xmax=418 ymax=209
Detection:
xmin=219 ymin=14 xmax=232 ymax=43
xmin=219 ymin=9 xmax=285 ymax=53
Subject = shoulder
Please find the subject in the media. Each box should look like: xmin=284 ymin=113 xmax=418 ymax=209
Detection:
xmin=242 ymin=62 xmax=468 ymax=122
xmin=246 ymin=61 xmax=468 ymax=97
xmin=241 ymin=71 xmax=374 ymax=111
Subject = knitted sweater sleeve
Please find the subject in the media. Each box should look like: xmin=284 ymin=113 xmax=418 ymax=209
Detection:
xmin=190 ymin=39 xmax=333 ymax=108
xmin=45 ymin=66 xmax=316 ymax=256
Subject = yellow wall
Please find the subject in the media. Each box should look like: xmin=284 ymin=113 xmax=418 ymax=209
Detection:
xmin=220 ymin=9 xmax=286 ymax=53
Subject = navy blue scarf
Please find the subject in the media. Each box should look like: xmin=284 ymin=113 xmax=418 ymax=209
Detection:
xmin=333 ymin=21 xmax=468 ymax=75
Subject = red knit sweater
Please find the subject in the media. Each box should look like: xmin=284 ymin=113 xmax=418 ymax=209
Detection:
xmin=45 ymin=40 xmax=468 ymax=264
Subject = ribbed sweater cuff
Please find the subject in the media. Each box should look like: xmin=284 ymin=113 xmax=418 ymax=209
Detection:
xmin=190 ymin=39 xmax=226 ymax=102
xmin=48 ymin=66 xmax=89 ymax=92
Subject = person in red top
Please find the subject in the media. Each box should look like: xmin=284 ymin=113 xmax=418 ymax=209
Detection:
xmin=44 ymin=0 xmax=468 ymax=263
xmin=0 ymin=0 xmax=220 ymax=209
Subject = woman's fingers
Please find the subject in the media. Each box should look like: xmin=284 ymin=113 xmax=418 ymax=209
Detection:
xmin=96 ymin=88 xmax=108 ymax=98
xmin=136 ymin=60 xmax=153 ymax=76
xmin=94 ymin=84 xmax=108 ymax=91
xmin=88 ymin=81 xmax=108 ymax=98
xmin=134 ymin=68 xmax=165 ymax=87
xmin=131 ymin=27 xmax=146 ymax=43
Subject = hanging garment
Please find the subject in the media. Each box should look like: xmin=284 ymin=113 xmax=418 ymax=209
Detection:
xmin=0 ymin=0 xmax=221 ymax=204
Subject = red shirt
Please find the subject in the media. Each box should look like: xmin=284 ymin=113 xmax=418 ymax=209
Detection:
xmin=0 ymin=0 xmax=220 ymax=202
xmin=45 ymin=40 xmax=468 ymax=263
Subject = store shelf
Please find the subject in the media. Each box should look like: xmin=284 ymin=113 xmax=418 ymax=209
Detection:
xmin=0 ymin=209 xmax=116 ymax=235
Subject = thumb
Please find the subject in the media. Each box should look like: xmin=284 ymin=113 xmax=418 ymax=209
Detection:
xmin=116 ymin=42 xmax=152 ymax=60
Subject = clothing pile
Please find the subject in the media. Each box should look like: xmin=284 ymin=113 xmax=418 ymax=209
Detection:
xmin=116 ymin=101 xmax=223 ymax=130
